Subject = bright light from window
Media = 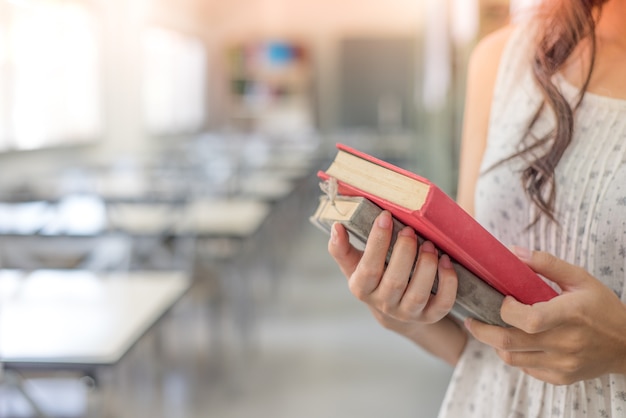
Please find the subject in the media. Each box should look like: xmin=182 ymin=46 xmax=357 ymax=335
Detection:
xmin=422 ymin=0 xmax=450 ymax=112
xmin=510 ymin=0 xmax=542 ymax=22
xmin=1 ymin=1 xmax=101 ymax=151
xmin=451 ymin=0 xmax=478 ymax=45
xmin=143 ymin=27 xmax=207 ymax=136
xmin=0 ymin=26 xmax=7 ymax=145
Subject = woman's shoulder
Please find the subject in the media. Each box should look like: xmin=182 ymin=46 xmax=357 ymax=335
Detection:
xmin=468 ymin=21 xmax=539 ymax=107
xmin=468 ymin=24 xmax=517 ymax=80
xmin=465 ymin=24 xmax=519 ymax=111
xmin=456 ymin=24 xmax=519 ymax=214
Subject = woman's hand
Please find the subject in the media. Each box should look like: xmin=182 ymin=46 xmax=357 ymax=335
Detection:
xmin=328 ymin=210 xmax=459 ymax=336
xmin=465 ymin=247 xmax=626 ymax=385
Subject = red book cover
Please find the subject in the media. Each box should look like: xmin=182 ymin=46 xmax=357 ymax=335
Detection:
xmin=319 ymin=143 xmax=558 ymax=305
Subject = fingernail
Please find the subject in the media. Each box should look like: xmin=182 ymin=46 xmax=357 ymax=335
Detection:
xmin=377 ymin=211 xmax=392 ymax=229
xmin=439 ymin=254 xmax=452 ymax=269
xmin=330 ymin=222 xmax=339 ymax=245
xmin=398 ymin=226 xmax=415 ymax=238
xmin=502 ymin=295 xmax=518 ymax=307
xmin=511 ymin=245 xmax=532 ymax=261
xmin=420 ymin=241 xmax=436 ymax=254
xmin=464 ymin=318 xmax=472 ymax=330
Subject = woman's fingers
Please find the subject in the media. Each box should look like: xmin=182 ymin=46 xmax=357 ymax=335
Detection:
xmin=328 ymin=222 xmax=363 ymax=279
xmin=373 ymin=226 xmax=418 ymax=308
xmin=348 ymin=211 xmax=394 ymax=299
xmin=422 ymin=255 xmax=459 ymax=321
xmin=400 ymin=241 xmax=439 ymax=310
xmin=391 ymin=241 xmax=458 ymax=324
xmin=330 ymin=210 xmax=458 ymax=324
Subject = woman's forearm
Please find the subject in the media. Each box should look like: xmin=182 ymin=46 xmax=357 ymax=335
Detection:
xmin=404 ymin=316 xmax=469 ymax=366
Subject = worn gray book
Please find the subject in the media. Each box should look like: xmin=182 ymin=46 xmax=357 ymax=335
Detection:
xmin=310 ymin=195 xmax=507 ymax=327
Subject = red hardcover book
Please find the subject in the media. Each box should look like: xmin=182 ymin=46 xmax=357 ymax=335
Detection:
xmin=318 ymin=143 xmax=558 ymax=305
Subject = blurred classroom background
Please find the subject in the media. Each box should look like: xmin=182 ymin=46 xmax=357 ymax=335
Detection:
xmin=0 ymin=0 xmax=535 ymax=417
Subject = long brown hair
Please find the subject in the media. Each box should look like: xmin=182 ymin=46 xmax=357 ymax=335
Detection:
xmin=504 ymin=0 xmax=607 ymax=225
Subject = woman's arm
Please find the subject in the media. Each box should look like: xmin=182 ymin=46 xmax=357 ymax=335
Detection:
xmin=328 ymin=25 xmax=515 ymax=366
xmin=456 ymin=25 xmax=515 ymax=215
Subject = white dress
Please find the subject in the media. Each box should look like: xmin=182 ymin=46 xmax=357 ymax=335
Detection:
xmin=437 ymin=22 xmax=626 ymax=418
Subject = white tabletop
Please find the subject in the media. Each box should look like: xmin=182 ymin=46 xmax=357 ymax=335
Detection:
xmin=254 ymin=166 xmax=311 ymax=181
xmin=105 ymin=198 xmax=271 ymax=239
xmin=179 ymin=198 xmax=270 ymax=237
xmin=107 ymin=203 xmax=182 ymax=235
xmin=0 ymin=269 xmax=189 ymax=366
xmin=237 ymin=174 xmax=295 ymax=201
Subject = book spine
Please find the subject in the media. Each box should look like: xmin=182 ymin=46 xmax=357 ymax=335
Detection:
xmin=421 ymin=186 xmax=558 ymax=304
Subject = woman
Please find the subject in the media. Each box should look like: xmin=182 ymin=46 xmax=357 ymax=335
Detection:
xmin=328 ymin=0 xmax=626 ymax=416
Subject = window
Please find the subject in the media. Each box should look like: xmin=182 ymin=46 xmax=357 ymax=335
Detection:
xmin=142 ymin=27 xmax=207 ymax=136
xmin=0 ymin=0 xmax=102 ymax=152
xmin=0 ymin=3 xmax=10 ymax=146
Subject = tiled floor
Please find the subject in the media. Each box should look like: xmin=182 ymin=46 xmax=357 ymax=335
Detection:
xmin=1 ymin=200 xmax=453 ymax=418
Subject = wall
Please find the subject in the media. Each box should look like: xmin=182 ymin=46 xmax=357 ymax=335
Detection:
xmin=206 ymin=0 xmax=426 ymax=133
xmin=0 ymin=0 xmax=427 ymax=182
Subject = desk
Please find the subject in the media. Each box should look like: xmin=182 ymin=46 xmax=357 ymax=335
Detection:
xmin=0 ymin=270 xmax=190 ymax=417
xmin=172 ymin=198 xmax=271 ymax=362
xmin=0 ymin=270 xmax=190 ymax=367
xmin=236 ymin=173 xmax=295 ymax=202
xmin=0 ymin=197 xmax=270 ymax=273
xmin=105 ymin=198 xmax=271 ymax=266
xmin=106 ymin=203 xmax=182 ymax=236
xmin=106 ymin=197 xmax=270 ymax=240
xmin=179 ymin=198 xmax=270 ymax=239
